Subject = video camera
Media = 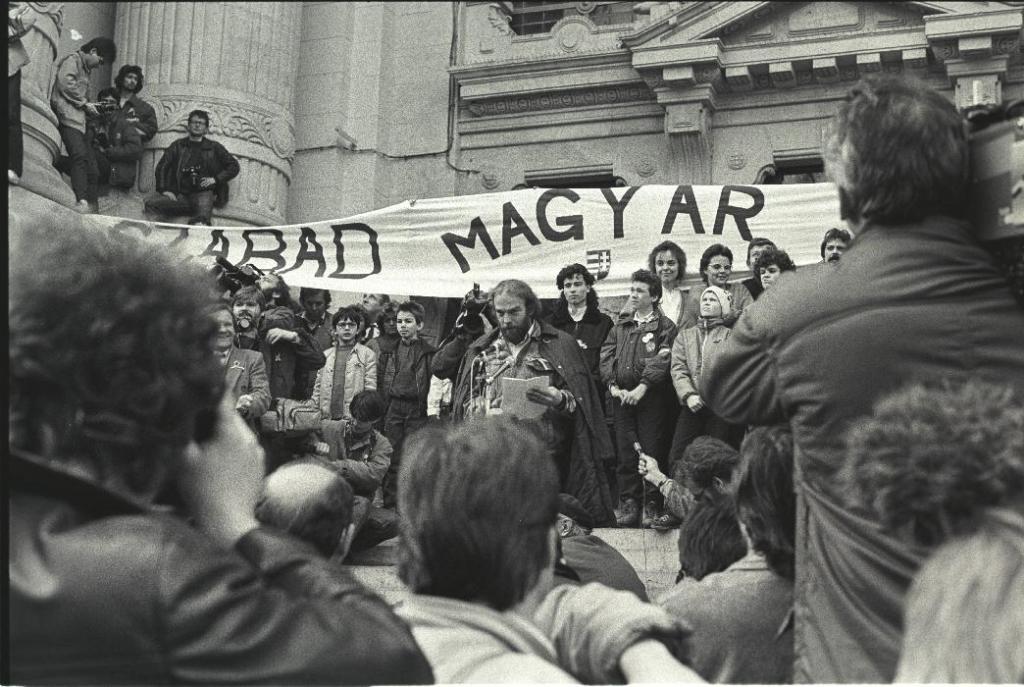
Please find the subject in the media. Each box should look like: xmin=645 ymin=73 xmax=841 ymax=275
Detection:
xmin=88 ymin=101 xmax=118 ymax=114
xmin=965 ymin=98 xmax=1024 ymax=307
xmin=210 ymin=256 xmax=265 ymax=296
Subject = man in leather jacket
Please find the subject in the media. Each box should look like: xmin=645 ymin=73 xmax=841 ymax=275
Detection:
xmin=8 ymin=218 xmax=432 ymax=685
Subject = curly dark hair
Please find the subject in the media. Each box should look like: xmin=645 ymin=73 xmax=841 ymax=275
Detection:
xmin=674 ymin=435 xmax=740 ymax=496
xmin=677 ymin=491 xmax=746 ymax=580
xmin=753 ymin=246 xmax=797 ymax=275
xmin=332 ymin=305 xmax=365 ymax=329
xmin=10 ymin=221 xmax=223 ymax=496
xmin=114 ymin=64 xmax=144 ymax=93
xmin=842 ymin=380 xmax=1024 ymax=548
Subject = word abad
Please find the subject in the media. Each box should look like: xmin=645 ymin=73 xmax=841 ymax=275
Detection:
xmin=441 ymin=185 xmax=764 ymax=274
xmin=107 ymin=218 xmax=382 ymax=278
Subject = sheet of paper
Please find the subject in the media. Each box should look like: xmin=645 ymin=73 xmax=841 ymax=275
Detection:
xmin=501 ymin=376 xmax=548 ymax=420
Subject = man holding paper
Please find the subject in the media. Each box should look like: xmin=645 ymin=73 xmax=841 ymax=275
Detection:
xmin=439 ymin=280 xmax=616 ymax=526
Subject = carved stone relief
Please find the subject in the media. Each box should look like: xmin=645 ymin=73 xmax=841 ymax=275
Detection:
xmin=152 ymin=98 xmax=296 ymax=165
xmin=465 ymin=84 xmax=654 ymax=117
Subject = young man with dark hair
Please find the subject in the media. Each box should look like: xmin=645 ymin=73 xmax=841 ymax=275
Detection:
xmin=662 ymin=425 xmax=796 ymax=684
xmin=50 ymin=36 xmax=117 ymax=213
xmin=742 ymin=237 xmax=777 ymax=300
xmin=146 ymin=108 xmax=240 ymax=225
xmin=754 ymin=246 xmax=797 ymax=292
xmin=308 ymin=306 xmax=377 ymax=421
xmin=394 ymin=417 xmax=700 ymax=684
xmin=306 ymin=389 xmax=397 ymax=553
xmin=368 ymin=301 xmax=400 ymax=401
xmin=545 ymin=263 xmax=613 ymax=382
xmin=674 ymin=492 xmax=746 ymax=581
xmin=377 ymin=301 xmax=436 ymax=510
xmin=639 ymin=434 xmax=739 ymax=530
xmin=436 ymin=279 xmax=617 ymax=526
xmin=113 ymin=64 xmax=157 ymax=142
xmin=600 ymin=268 xmax=677 ymax=528
xmin=298 ymin=288 xmax=333 ymax=352
xmin=820 ymin=227 xmax=852 ymax=264
xmin=88 ymin=87 xmax=143 ymax=191
xmin=703 ymin=74 xmax=1024 ymax=683
xmin=8 ymin=214 xmax=432 ymax=685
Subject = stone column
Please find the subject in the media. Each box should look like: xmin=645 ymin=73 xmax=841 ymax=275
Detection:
xmin=15 ymin=2 xmax=76 ymax=207
xmin=115 ymin=2 xmax=302 ymax=225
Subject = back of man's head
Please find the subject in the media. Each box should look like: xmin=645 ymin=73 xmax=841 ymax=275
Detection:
xmin=825 ymin=74 xmax=969 ymax=226
xmin=397 ymin=417 xmax=559 ymax=611
xmin=735 ymin=426 xmax=797 ymax=579
xmin=10 ymin=219 xmax=223 ymax=496
xmin=843 ymin=379 xmax=1024 ymax=548
xmin=677 ymin=492 xmax=747 ymax=581
xmin=256 ymin=461 xmax=355 ymax=557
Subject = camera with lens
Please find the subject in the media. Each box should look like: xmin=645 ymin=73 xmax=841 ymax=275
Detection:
xmin=89 ymin=101 xmax=118 ymax=114
xmin=180 ymin=164 xmax=204 ymax=193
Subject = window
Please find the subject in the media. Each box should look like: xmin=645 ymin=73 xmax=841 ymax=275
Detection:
xmin=507 ymin=1 xmax=636 ymax=36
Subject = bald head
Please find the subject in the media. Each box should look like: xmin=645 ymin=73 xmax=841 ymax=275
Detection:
xmin=255 ymin=461 xmax=354 ymax=557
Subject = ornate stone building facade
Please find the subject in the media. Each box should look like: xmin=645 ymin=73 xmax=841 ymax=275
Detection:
xmin=11 ymin=1 xmax=1024 ymax=226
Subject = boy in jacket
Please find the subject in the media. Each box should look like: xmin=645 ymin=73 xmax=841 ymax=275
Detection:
xmin=600 ymin=269 xmax=677 ymax=528
xmin=380 ymin=301 xmax=436 ymax=509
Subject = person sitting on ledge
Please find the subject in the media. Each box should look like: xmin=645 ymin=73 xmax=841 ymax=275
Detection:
xmin=145 ymin=108 xmax=239 ymax=226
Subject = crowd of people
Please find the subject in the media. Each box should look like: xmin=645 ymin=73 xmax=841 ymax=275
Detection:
xmin=9 ymin=67 xmax=1024 ymax=686
xmin=8 ymin=24 xmax=239 ymax=225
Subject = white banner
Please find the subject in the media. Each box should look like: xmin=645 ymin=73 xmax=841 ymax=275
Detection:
xmin=65 ymin=184 xmax=840 ymax=298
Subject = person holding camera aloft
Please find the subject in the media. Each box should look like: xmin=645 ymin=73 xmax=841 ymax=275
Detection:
xmin=145 ymin=109 xmax=239 ymax=226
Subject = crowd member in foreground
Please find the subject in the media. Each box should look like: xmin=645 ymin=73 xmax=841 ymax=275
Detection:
xmin=435 ymin=279 xmax=616 ymax=525
xmin=393 ymin=417 xmax=702 ymax=683
xmin=702 ymin=73 xmax=1024 ymax=682
xmin=8 ymin=219 xmax=432 ymax=684
xmin=554 ymin=493 xmax=649 ymax=601
xmin=662 ymin=426 xmax=797 ymax=684
xmin=842 ymin=380 xmax=1024 ymax=684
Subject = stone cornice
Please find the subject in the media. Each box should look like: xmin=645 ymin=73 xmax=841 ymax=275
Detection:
xmin=464 ymin=83 xmax=655 ymax=118
xmin=924 ymin=7 xmax=1023 ymax=40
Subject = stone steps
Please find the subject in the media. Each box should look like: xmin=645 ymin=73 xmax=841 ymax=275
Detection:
xmin=344 ymin=527 xmax=681 ymax=605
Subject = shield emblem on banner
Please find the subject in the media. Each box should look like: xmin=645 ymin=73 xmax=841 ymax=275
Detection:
xmin=586 ymin=249 xmax=611 ymax=280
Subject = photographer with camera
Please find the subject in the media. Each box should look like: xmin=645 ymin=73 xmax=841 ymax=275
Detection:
xmin=145 ymin=109 xmax=239 ymax=226
xmin=82 ymin=87 xmax=143 ymax=191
